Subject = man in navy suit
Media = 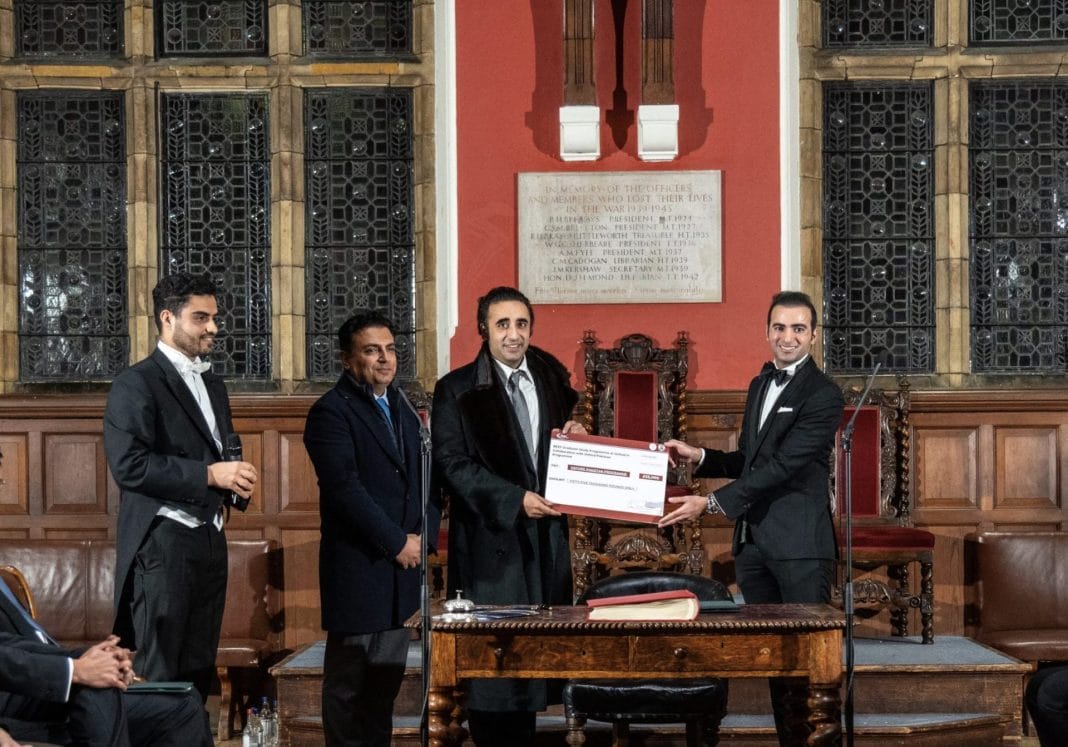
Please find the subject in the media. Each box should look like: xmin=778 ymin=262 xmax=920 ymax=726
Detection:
xmin=0 ymin=581 xmax=211 ymax=745
xmin=660 ymin=290 xmax=845 ymax=746
xmin=104 ymin=272 xmax=258 ymax=701
xmin=304 ymin=310 xmax=440 ymax=746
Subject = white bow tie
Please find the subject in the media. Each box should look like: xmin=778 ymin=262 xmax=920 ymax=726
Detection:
xmin=176 ymin=359 xmax=211 ymax=376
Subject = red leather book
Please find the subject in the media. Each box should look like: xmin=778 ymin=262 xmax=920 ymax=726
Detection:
xmin=585 ymin=589 xmax=698 ymax=621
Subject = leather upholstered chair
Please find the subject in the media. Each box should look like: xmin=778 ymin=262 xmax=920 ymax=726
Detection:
xmin=563 ymin=571 xmax=730 ymax=747
xmin=835 ymin=377 xmax=934 ymax=643
xmin=0 ymin=564 xmax=37 ymax=618
xmin=572 ymin=331 xmax=703 ymax=598
xmin=216 ymin=539 xmax=280 ymax=740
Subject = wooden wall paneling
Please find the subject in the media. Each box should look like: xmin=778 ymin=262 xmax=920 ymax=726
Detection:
xmin=0 ymin=433 xmax=27 ymax=514
xmin=912 ymin=424 xmax=979 ymax=512
xmin=43 ymin=433 xmax=109 ymax=514
xmin=279 ymin=528 xmax=322 ymax=650
xmin=993 ymin=426 xmax=1058 ymax=509
xmin=237 ymin=431 xmax=265 ymax=515
xmin=280 ymin=431 xmax=317 ymax=513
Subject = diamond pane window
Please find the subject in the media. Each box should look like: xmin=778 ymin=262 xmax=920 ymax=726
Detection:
xmin=160 ymin=94 xmax=271 ymax=380
xmin=822 ymin=0 xmax=931 ymax=48
xmin=970 ymin=81 xmax=1068 ymax=373
xmin=17 ymin=91 xmax=128 ymax=381
xmin=305 ymin=89 xmax=415 ymax=381
xmin=303 ymin=1 xmax=411 ymax=58
xmin=156 ymin=1 xmax=266 ymax=57
xmin=971 ymin=0 xmax=1068 ymax=45
xmin=822 ymin=82 xmax=935 ymax=374
xmin=15 ymin=0 xmax=123 ymax=58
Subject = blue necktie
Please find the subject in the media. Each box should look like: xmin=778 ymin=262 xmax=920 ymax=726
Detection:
xmin=0 ymin=578 xmax=55 ymax=644
xmin=375 ymin=396 xmax=395 ymax=435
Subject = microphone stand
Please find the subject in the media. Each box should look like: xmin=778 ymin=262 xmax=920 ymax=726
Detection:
xmin=840 ymin=361 xmax=880 ymax=747
xmin=398 ymin=388 xmax=433 ymax=747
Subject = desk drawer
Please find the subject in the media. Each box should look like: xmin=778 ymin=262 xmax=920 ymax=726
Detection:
xmin=455 ymin=634 xmax=632 ymax=678
xmin=630 ymin=634 xmax=805 ymax=675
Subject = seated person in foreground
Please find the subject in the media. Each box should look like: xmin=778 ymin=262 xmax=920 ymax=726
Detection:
xmin=1026 ymin=664 xmax=1068 ymax=747
xmin=0 ymin=585 xmax=211 ymax=746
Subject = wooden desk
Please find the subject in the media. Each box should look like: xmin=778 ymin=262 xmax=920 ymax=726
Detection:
xmin=427 ymin=603 xmax=844 ymax=747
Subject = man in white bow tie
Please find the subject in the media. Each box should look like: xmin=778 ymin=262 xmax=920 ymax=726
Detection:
xmin=659 ymin=291 xmax=844 ymax=746
xmin=104 ymin=272 xmax=258 ymax=703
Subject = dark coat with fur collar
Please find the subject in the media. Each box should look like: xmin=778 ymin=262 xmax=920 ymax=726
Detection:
xmin=432 ymin=343 xmax=579 ymax=711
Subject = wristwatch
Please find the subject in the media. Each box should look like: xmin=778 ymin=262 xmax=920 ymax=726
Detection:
xmin=706 ymin=493 xmax=722 ymax=515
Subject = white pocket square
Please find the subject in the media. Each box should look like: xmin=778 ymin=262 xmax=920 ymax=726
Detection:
xmin=776 ymin=406 xmax=794 ymax=413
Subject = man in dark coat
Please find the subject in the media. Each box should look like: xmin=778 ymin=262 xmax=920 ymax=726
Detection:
xmin=432 ymin=286 xmax=585 ymax=747
xmin=660 ymin=290 xmax=845 ymax=746
xmin=304 ymin=310 xmax=441 ymax=746
xmin=0 ymin=580 xmax=212 ymax=746
xmin=103 ymin=272 xmax=258 ymax=701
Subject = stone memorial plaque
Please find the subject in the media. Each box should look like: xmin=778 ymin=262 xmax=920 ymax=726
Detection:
xmin=518 ymin=171 xmax=721 ymax=304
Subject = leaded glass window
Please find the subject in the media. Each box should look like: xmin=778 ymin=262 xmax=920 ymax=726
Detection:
xmin=17 ymin=91 xmax=127 ymax=381
xmin=160 ymin=94 xmax=271 ymax=380
xmin=303 ymin=1 xmax=411 ymax=58
xmin=156 ymin=0 xmax=266 ymax=57
xmin=970 ymin=81 xmax=1068 ymax=373
xmin=822 ymin=82 xmax=935 ymax=374
xmin=822 ymin=0 xmax=931 ymax=48
xmin=971 ymin=0 xmax=1068 ymax=45
xmin=305 ymin=89 xmax=415 ymax=381
xmin=15 ymin=0 xmax=123 ymax=58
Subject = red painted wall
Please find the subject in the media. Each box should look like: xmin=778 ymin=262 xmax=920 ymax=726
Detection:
xmin=453 ymin=1 xmax=782 ymax=388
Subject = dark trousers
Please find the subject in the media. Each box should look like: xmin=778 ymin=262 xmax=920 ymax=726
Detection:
xmin=322 ymin=628 xmax=410 ymax=747
xmin=2 ymin=686 xmax=212 ymax=747
xmin=131 ymin=518 xmax=227 ymax=701
xmin=735 ymin=541 xmax=835 ymax=747
xmin=1027 ymin=664 xmax=1068 ymax=746
xmin=467 ymin=709 xmax=537 ymax=747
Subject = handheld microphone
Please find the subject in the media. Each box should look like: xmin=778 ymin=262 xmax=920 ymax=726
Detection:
xmin=224 ymin=433 xmax=250 ymax=512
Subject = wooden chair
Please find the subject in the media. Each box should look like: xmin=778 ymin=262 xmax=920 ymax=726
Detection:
xmin=834 ymin=377 xmax=935 ymax=643
xmin=0 ymin=564 xmax=37 ymax=617
xmin=572 ymin=331 xmax=703 ymax=598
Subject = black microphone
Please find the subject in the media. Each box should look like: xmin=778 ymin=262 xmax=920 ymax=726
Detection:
xmin=224 ymin=433 xmax=250 ymax=512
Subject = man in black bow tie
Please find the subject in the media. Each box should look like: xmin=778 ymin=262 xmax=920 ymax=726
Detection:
xmin=660 ymin=290 xmax=844 ymax=746
xmin=104 ymin=272 xmax=258 ymax=702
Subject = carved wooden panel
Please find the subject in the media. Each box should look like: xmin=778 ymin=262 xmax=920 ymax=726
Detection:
xmin=994 ymin=427 xmax=1058 ymax=509
xmin=0 ymin=434 xmax=28 ymax=515
xmin=43 ymin=434 xmax=108 ymax=514
xmin=913 ymin=428 xmax=978 ymax=510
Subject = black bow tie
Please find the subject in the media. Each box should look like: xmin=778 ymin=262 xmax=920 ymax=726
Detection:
xmin=761 ymin=363 xmax=791 ymax=386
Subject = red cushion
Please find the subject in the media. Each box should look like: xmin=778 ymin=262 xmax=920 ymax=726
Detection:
xmin=614 ymin=371 xmax=658 ymax=443
xmin=839 ymin=525 xmax=935 ymax=550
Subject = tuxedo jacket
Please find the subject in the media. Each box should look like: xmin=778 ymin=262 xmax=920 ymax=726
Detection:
xmin=0 ymin=591 xmax=73 ymax=714
xmin=696 ymin=357 xmax=844 ymax=561
xmin=304 ymin=374 xmax=440 ymax=635
xmin=103 ymin=348 xmax=235 ymax=646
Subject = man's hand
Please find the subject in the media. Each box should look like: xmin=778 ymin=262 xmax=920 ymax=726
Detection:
xmin=657 ymin=494 xmax=708 ymax=528
xmin=522 ymin=491 xmax=561 ymax=519
xmin=560 ymin=420 xmax=586 ymax=436
xmin=664 ymin=438 xmax=702 ymax=466
xmin=0 ymin=727 xmax=29 ymax=747
xmin=395 ymin=533 xmax=421 ymax=569
xmin=207 ymin=460 xmax=259 ymax=498
xmin=72 ymin=635 xmax=131 ymax=690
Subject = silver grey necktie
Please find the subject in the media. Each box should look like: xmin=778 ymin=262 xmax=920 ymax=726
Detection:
xmin=508 ymin=369 xmax=536 ymax=462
